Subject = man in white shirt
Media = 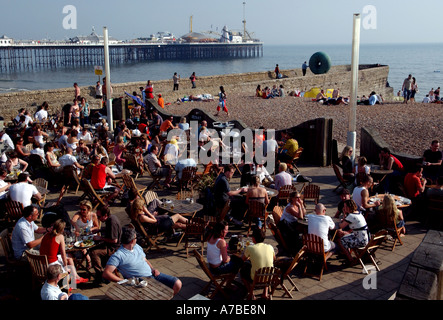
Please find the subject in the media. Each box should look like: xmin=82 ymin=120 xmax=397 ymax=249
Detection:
xmin=11 ymin=204 xmax=46 ymax=260
xmin=0 ymin=130 xmax=14 ymax=150
xmin=41 ymin=264 xmax=90 ymax=300
xmin=9 ymin=173 xmax=41 ymax=207
xmin=423 ymin=95 xmax=431 ymax=103
xmin=58 ymin=147 xmax=84 ymax=171
xmin=175 ymin=157 xmax=197 ymax=180
xmin=307 ymin=203 xmax=336 ymax=252
xmin=272 ymin=162 xmax=292 ymax=191
xmin=0 ymin=168 xmax=11 ymax=199
xmin=34 ymin=106 xmax=48 ymax=122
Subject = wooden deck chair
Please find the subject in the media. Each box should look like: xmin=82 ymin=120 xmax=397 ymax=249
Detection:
xmin=125 ymin=208 xmax=164 ymax=251
xmin=0 ymin=229 xmax=29 ymax=273
xmin=80 ymin=178 xmax=108 ymax=210
xmin=33 ymin=178 xmax=48 ymax=208
xmin=122 ymin=173 xmax=147 ymax=199
xmin=247 ymin=267 xmax=282 ymax=300
xmin=43 ymin=185 xmax=68 ymax=209
xmin=5 ymin=200 xmax=24 ymax=224
xmin=176 ymin=190 xmax=194 ymax=200
xmin=124 ymin=153 xmax=141 ymax=180
xmin=181 ymin=217 xmax=206 ymax=258
xmin=302 ymin=184 xmax=320 ymax=210
xmin=217 ymin=200 xmax=231 ymax=222
xmin=25 ymin=250 xmax=69 ymax=292
xmin=244 ymin=200 xmax=268 ymax=236
xmin=302 ymin=233 xmax=333 ymax=281
xmin=193 ymin=249 xmax=236 ymax=299
xmin=143 ymin=190 xmax=159 ymax=205
xmin=196 ymin=162 xmax=213 ymax=180
xmin=277 ymin=185 xmax=297 ymax=206
xmin=179 ymin=166 xmax=198 ymax=191
xmin=378 ymin=208 xmax=404 ymax=251
xmin=62 ymin=165 xmax=82 ymax=195
xmin=277 ymin=245 xmax=306 ymax=298
xmin=145 ymin=165 xmax=163 ymax=190
xmin=288 ymin=147 xmax=303 ymax=173
xmin=351 ymin=230 xmax=388 ymax=274
xmin=332 ymin=164 xmax=354 ymax=193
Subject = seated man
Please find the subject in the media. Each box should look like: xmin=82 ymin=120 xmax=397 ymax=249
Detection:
xmin=41 ymin=264 xmax=89 ymax=300
xmin=58 ymin=147 xmax=84 ymax=173
xmin=11 ymin=205 xmax=47 ymax=260
xmin=159 ymin=116 xmax=177 ymax=138
xmin=90 ymin=156 xmax=120 ymax=203
xmin=143 ymin=144 xmax=172 ymax=188
xmin=175 ymin=156 xmax=197 ymax=180
xmin=404 ymin=164 xmax=427 ymax=200
xmin=422 ymin=140 xmax=442 ymax=184
xmin=9 ymin=173 xmax=42 ymax=207
xmin=90 ymin=205 xmax=122 ymax=284
xmin=277 ymin=131 xmax=299 ymax=165
xmin=240 ymin=227 xmax=275 ymax=298
xmin=307 ymin=203 xmax=336 ymax=253
xmin=271 ymin=162 xmax=292 ymax=191
xmin=103 ymin=226 xmax=182 ymax=296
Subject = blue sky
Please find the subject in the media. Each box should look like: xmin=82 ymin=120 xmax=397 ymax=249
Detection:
xmin=1 ymin=0 xmax=442 ymax=45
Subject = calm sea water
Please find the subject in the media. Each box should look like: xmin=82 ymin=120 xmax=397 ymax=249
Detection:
xmin=0 ymin=43 xmax=442 ymax=101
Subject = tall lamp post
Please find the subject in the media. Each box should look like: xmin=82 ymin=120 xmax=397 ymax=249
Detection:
xmin=348 ymin=13 xmax=361 ymax=163
xmin=103 ymin=27 xmax=113 ymax=131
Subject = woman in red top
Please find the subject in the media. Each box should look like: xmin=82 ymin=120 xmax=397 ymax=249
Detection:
xmin=145 ymin=80 xmax=154 ymax=99
xmin=40 ymin=219 xmax=88 ymax=284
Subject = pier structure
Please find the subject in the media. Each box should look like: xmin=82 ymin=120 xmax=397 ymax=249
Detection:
xmin=0 ymin=42 xmax=263 ymax=72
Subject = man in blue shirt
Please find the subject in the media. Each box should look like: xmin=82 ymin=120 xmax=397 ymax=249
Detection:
xmin=103 ymin=226 xmax=182 ymax=296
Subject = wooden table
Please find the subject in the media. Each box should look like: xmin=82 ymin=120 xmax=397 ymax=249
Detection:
xmin=105 ymin=277 xmax=174 ymax=300
xmin=370 ymin=165 xmax=393 ymax=183
xmin=160 ymin=199 xmax=203 ymax=219
xmin=369 ymin=194 xmax=411 ymax=209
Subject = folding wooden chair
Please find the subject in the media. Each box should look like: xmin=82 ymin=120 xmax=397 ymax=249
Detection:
xmin=351 ymin=230 xmax=388 ymax=274
xmin=288 ymin=147 xmax=303 ymax=173
xmin=302 ymin=233 xmax=333 ymax=281
xmin=193 ymin=249 xmax=236 ymax=299
xmin=332 ymin=164 xmax=354 ymax=193
xmin=244 ymin=200 xmax=268 ymax=236
xmin=378 ymin=208 xmax=404 ymax=251
xmin=179 ymin=166 xmax=198 ymax=191
xmin=144 ymin=190 xmax=159 ymax=205
xmin=247 ymin=267 xmax=282 ymax=300
xmin=80 ymin=178 xmax=109 ymax=210
xmin=33 ymin=178 xmax=48 ymax=207
xmin=5 ymin=200 xmax=24 ymax=225
xmin=62 ymin=165 xmax=82 ymax=195
xmin=217 ymin=200 xmax=231 ymax=222
xmin=302 ymin=184 xmax=320 ymax=212
xmin=176 ymin=190 xmax=194 ymax=200
xmin=277 ymin=185 xmax=297 ymax=206
xmin=145 ymin=166 xmax=163 ymax=190
xmin=277 ymin=245 xmax=306 ymax=298
xmin=0 ymin=228 xmax=29 ymax=273
xmin=25 ymin=250 xmax=69 ymax=292
xmin=124 ymin=153 xmax=142 ymax=180
xmin=181 ymin=217 xmax=206 ymax=258
xmin=43 ymin=185 xmax=68 ymax=209
xmin=122 ymin=173 xmax=147 ymax=199
xmin=130 ymin=218 xmax=164 ymax=251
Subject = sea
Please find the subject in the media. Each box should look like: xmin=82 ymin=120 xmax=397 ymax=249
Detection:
xmin=0 ymin=43 xmax=442 ymax=101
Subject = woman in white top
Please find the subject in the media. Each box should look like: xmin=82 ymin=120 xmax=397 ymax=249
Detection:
xmin=351 ymin=174 xmax=380 ymax=213
xmin=354 ymin=156 xmax=371 ymax=185
xmin=280 ymin=191 xmax=305 ymax=224
xmin=32 ymin=124 xmax=48 ymax=147
xmin=66 ymin=129 xmax=79 ymax=151
xmin=206 ymin=221 xmax=242 ymax=275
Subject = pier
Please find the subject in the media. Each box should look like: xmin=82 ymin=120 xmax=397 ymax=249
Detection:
xmin=0 ymin=42 xmax=263 ymax=72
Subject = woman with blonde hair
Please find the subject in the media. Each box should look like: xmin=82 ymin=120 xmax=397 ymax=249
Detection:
xmin=339 ymin=145 xmax=354 ymax=181
xmin=354 ymin=156 xmax=371 ymax=185
xmin=378 ymin=194 xmax=406 ymax=235
xmin=113 ymin=135 xmax=126 ymax=168
xmin=130 ymin=197 xmax=188 ymax=235
xmin=39 ymin=219 xmax=88 ymax=284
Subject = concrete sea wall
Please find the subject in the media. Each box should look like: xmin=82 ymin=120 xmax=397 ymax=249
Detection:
xmin=0 ymin=64 xmax=392 ymax=122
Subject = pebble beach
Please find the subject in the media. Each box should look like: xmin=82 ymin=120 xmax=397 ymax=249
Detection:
xmin=165 ymin=92 xmax=443 ymax=158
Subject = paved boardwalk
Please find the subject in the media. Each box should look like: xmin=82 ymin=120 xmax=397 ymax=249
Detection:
xmin=0 ymin=164 xmax=429 ymax=301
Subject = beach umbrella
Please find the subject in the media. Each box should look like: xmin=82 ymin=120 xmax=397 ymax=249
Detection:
xmin=124 ymin=91 xmax=145 ymax=108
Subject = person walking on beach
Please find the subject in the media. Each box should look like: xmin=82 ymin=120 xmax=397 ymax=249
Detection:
xmin=190 ymin=72 xmax=197 ymax=88
xmin=173 ymin=72 xmax=180 ymax=91
xmin=274 ymin=64 xmax=280 ymax=79
xmin=74 ymin=83 xmax=80 ymax=100
xmin=410 ymin=77 xmax=418 ymax=102
xmin=302 ymin=61 xmax=308 ymax=76
xmin=215 ymin=86 xmax=229 ymax=117
xmin=401 ymin=74 xmax=413 ymax=104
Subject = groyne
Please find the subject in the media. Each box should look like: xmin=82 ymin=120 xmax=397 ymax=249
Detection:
xmin=0 ymin=64 xmax=392 ymax=122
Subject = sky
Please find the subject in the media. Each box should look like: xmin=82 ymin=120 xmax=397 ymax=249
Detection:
xmin=1 ymin=0 xmax=442 ymax=45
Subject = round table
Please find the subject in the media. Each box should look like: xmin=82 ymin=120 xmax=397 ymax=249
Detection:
xmin=369 ymin=194 xmax=411 ymax=208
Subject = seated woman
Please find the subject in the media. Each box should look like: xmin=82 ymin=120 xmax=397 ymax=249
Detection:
xmin=337 ymin=199 xmax=370 ymax=264
xmin=32 ymin=124 xmax=48 ymax=148
xmin=5 ymin=151 xmax=28 ymax=174
xmin=245 ymin=175 xmax=270 ymax=228
xmin=90 ymin=139 xmax=108 ymax=159
xmin=207 ymin=221 xmax=243 ymax=275
xmin=339 ymin=146 xmax=354 ymax=181
xmin=378 ymin=194 xmax=406 ymax=235
xmin=71 ymin=118 xmax=82 ymax=133
xmin=130 ymin=196 xmax=188 ymax=236
xmin=255 ymin=85 xmax=262 ymax=97
xmin=352 ymin=174 xmax=380 ymax=214
xmin=354 ymin=156 xmax=371 ymax=185
xmin=39 ymin=219 xmax=88 ymax=284
xmin=44 ymin=142 xmax=62 ymax=172
xmin=277 ymin=191 xmax=306 ymax=252
xmin=66 ymin=129 xmax=79 ymax=152
xmin=113 ymin=136 xmax=127 ymax=168
xmin=76 ymin=139 xmax=90 ymax=156
xmin=14 ymin=136 xmax=30 ymax=159
xmin=71 ymin=200 xmax=100 ymax=269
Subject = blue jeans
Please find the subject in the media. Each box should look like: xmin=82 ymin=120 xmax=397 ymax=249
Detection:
xmin=403 ymin=89 xmax=411 ymax=100
xmin=151 ymin=272 xmax=178 ymax=289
